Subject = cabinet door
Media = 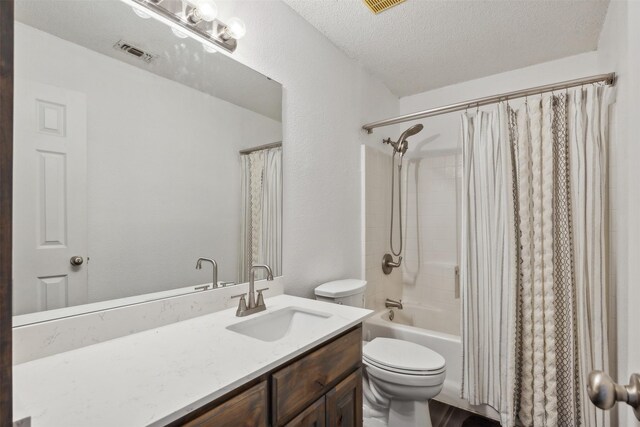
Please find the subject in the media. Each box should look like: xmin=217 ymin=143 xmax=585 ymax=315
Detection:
xmin=272 ymin=327 xmax=361 ymax=425
xmin=285 ymin=397 xmax=326 ymax=427
xmin=326 ymin=369 xmax=363 ymax=427
xmin=182 ymin=381 xmax=268 ymax=427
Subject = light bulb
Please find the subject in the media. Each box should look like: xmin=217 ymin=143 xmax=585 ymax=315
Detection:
xmin=188 ymin=0 xmax=217 ymax=23
xmin=225 ymin=17 xmax=246 ymax=39
xmin=202 ymin=43 xmax=218 ymax=53
xmin=132 ymin=5 xmax=151 ymax=19
xmin=171 ymin=27 xmax=189 ymax=39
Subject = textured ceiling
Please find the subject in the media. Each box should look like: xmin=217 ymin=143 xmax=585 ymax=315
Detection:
xmin=16 ymin=0 xmax=282 ymax=121
xmin=284 ymin=0 xmax=610 ymax=97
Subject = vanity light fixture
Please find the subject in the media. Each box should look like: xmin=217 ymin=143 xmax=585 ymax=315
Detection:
xmin=186 ymin=0 xmax=218 ymax=24
xmin=122 ymin=0 xmax=246 ymax=53
xmin=220 ymin=17 xmax=246 ymax=41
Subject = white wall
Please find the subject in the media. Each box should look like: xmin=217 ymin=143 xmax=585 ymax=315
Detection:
xmin=598 ymin=1 xmax=640 ymax=425
xmin=15 ymin=23 xmax=282 ymax=303
xmin=623 ymin=6 xmax=640 ymax=425
xmin=208 ymin=1 xmax=399 ymax=297
xmin=597 ymin=3 xmax=628 ymax=424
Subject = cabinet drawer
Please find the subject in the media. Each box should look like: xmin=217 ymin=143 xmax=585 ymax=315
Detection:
xmin=182 ymin=381 xmax=268 ymax=427
xmin=285 ymin=397 xmax=326 ymax=427
xmin=272 ymin=327 xmax=362 ymax=425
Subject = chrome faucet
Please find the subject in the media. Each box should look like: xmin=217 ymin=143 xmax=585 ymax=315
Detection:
xmin=385 ymin=298 xmax=403 ymax=310
xmin=232 ymin=264 xmax=274 ymax=317
xmin=196 ymin=258 xmax=218 ymax=289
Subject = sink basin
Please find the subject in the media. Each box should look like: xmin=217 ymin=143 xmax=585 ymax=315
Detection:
xmin=226 ymin=306 xmax=332 ymax=342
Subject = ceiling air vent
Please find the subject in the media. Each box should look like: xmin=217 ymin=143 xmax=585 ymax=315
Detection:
xmin=113 ymin=40 xmax=157 ymax=64
xmin=363 ymin=0 xmax=406 ymax=14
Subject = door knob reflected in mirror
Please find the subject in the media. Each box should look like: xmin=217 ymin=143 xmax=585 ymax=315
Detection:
xmin=70 ymin=256 xmax=84 ymax=266
xmin=587 ymin=370 xmax=640 ymax=421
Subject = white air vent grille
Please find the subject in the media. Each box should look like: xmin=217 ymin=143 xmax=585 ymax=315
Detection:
xmin=363 ymin=0 xmax=406 ymax=14
xmin=113 ymin=40 xmax=157 ymax=63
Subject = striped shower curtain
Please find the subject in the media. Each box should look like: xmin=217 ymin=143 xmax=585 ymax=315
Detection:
xmin=461 ymin=85 xmax=615 ymax=427
xmin=238 ymin=147 xmax=282 ymax=282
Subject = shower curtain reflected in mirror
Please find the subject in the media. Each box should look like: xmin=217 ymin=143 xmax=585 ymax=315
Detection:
xmin=461 ymin=85 xmax=615 ymax=427
xmin=239 ymin=146 xmax=282 ymax=282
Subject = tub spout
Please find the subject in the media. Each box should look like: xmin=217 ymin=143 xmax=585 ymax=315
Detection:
xmin=385 ymin=298 xmax=403 ymax=310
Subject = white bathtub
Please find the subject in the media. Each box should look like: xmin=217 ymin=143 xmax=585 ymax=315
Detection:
xmin=363 ymin=303 xmax=500 ymax=421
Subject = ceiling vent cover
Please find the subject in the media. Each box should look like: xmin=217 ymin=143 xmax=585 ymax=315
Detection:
xmin=113 ymin=40 xmax=157 ymax=64
xmin=363 ymin=0 xmax=406 ymax=14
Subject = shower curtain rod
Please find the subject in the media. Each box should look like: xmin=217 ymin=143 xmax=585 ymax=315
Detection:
xmin=239 ymin=141 xmax=282 ymax=155
xmin=361 ymin=72 xmax=616 ymax=134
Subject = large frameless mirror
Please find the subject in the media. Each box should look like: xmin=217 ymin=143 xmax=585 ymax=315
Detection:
xmin=12 ymin=0 xmax=283 ymax=322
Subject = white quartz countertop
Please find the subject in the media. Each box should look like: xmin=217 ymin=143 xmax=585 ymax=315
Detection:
xmin=13 ymin=295 xmax=372 ymax=426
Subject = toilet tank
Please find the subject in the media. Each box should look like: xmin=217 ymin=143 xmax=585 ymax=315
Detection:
xmin=314 ymin=279 xmax=367 ymax=308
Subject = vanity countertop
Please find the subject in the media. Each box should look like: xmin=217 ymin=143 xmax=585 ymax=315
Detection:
xmin=12 ymin=294 xmax=372 ymax=426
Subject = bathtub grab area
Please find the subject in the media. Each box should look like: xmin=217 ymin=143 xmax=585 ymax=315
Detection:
xmin=363 ymin=305 xmax=500 ymax=421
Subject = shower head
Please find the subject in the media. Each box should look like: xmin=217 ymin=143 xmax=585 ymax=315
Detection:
xmin=395 ymin=124 xmax=424 ymax=157
xmin=382 ymin=124 xmax=424 ymax=157
xmin=398 ymin=124 xmax=424 ymax=143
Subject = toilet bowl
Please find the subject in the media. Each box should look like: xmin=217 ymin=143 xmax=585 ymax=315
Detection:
xmin=362 ymin=337 xmax=445 ymax=427
xmin=314 ymin=280 xmax=447 ymax=427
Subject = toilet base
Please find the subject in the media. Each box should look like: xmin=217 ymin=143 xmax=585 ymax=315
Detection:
xmin=388 ymin=399 xmax=432 ymax=427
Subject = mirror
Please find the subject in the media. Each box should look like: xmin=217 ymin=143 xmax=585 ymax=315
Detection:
xmin=12 ymin=0 xmax=283 ymax=319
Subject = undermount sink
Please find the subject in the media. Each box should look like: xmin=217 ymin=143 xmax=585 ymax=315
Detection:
xmin=226 ymin=306 xmax=332 ymax=342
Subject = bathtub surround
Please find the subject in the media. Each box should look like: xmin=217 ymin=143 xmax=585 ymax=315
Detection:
xmin=363 ymin=146 xmax=403 ymax=310
xmin=460 ymin=86 xmax=614 ymax=426
xmin=401 ymin=151 xmax=461 ymax=332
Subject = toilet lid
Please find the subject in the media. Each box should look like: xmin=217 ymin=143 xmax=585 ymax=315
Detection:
xmin=363 ymin=338 xmax=445 ymax=375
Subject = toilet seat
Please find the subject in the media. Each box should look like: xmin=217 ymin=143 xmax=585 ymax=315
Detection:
xmin=364 ymin=359 xmax=446 ymax=388
xmin=364 ymin=356 xmax=446 ymax=376
xmin=363 ymin=338 xmax=446 ymax=376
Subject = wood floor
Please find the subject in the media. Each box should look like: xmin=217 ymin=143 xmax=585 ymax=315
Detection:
xmin=430 ymin=400 xmax=501 ymax=427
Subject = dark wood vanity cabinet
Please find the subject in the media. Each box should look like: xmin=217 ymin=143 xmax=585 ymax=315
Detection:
xmin=285 ymin=397 xmax=326 ymax=427
xmin=285 ymin=369 xmax=362 ymax=427
xmin=325 ymin=369 xmax=363 ymax=427
xmin=172 ymin=325 xmax=363 ymax=427
xmin=183 ymin=381 xmax=269 ymax=427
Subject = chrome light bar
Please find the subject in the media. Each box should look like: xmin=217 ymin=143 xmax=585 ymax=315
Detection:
xmin=123 ymin=0 xmax=246 ymax=53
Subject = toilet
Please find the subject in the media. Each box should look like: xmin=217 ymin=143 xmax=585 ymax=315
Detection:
xmin=314 ymin=280 xmax=446 ymax=427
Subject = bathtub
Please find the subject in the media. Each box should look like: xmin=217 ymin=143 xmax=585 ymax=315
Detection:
xmin=363 ymin=303 xmax=500 ymax=421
